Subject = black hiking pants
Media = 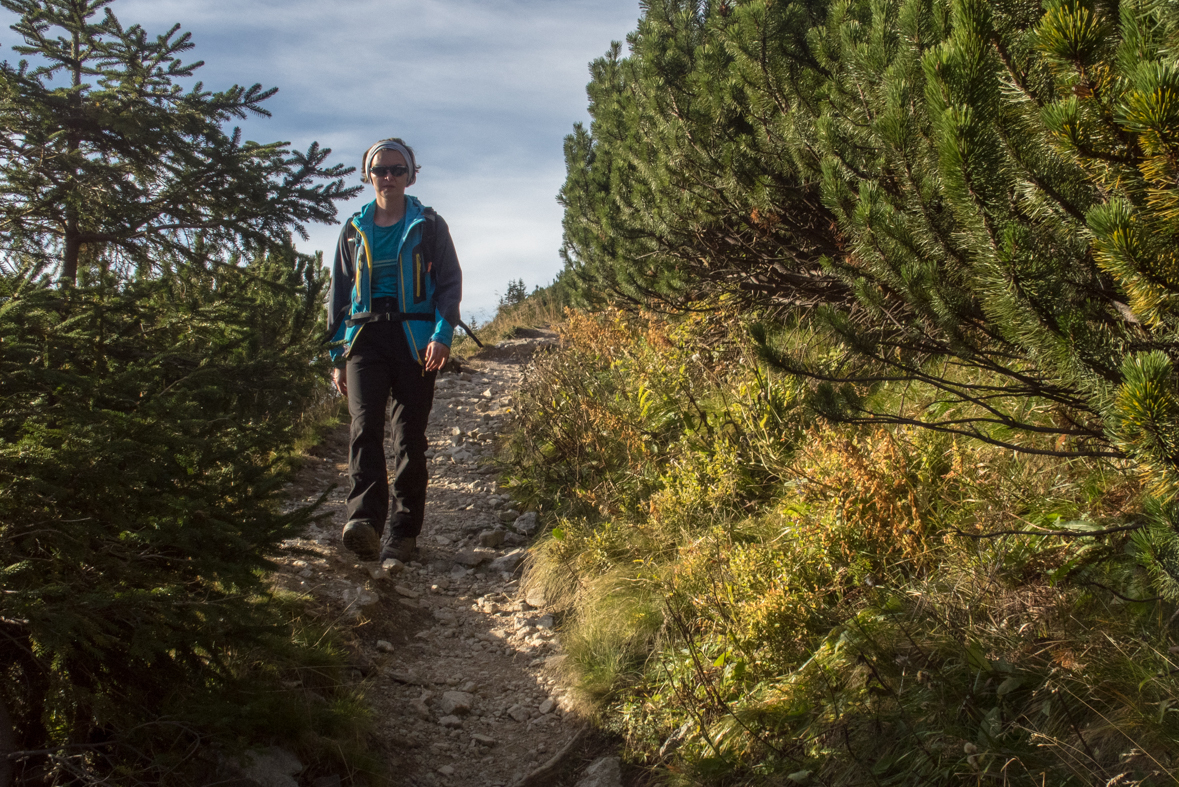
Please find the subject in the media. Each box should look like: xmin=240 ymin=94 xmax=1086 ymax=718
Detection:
xmin=345 ymin=317 xmax=436 ymax=544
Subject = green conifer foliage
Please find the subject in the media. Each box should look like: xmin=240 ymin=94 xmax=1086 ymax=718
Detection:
xmin=0 ymin=247 xmax=334 ymax=780
xmin=0 ymin=0 xmax=360 ymax=777
xmin=559 ymin=0 xmax=1179 ymax=594
xmin=0 ymin=0 xmax=358 ymax=283
xmin=559 ymin=2 xmax=846 ymax=311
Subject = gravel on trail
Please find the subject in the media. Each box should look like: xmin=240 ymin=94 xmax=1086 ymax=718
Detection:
xmin=270 ymin=332 xmax=612 ymax=787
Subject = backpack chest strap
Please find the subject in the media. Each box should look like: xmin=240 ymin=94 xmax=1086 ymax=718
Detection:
xmin=346 ymin=310 xmax=434 ymax=328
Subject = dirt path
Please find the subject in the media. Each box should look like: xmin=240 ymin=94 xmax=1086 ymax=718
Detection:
xmin=271 ymin=332 xmax=609 ymax=787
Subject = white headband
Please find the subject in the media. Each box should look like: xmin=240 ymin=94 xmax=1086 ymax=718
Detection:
xmin=364 ymin=141 xmax=417 ymax=185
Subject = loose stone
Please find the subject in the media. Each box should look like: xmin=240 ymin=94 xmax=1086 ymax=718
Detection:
xmin=476 ymin=529 xmax=506 ymax=548
xmin=514 ymin=511 xmax=540 ymax=535
xmin=489 ymin=549 xmax=526 ymax=575
xmin=440 ymin=691 xmax=474 ymax=716
xmin=454 ymin=549 xmax=491 ymax=567
xmin=279 ymin=345 xmax=597 ymax=787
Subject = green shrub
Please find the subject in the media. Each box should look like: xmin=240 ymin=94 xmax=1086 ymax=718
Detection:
xmin=0 ymin=249 xmax=365 ymax=784
xmin=558 ymin=0 xmax=1179 ymax=604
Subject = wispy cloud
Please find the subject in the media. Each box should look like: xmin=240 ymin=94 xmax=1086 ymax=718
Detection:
xmin=0 ymin=0 xmax=639 ymax=318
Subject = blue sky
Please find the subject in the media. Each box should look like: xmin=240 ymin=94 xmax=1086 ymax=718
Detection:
xmin=1 ymin=0 xmax=640 ymax=321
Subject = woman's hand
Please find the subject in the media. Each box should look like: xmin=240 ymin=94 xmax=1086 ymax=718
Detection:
xmin=424 ymin=341 xmax=450 ymax=372
xmin=331 ymin=366 xmax=347 ymax=395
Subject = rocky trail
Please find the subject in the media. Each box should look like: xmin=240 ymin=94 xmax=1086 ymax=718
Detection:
xmin=267 ymin=331 xmax=627 ymax=787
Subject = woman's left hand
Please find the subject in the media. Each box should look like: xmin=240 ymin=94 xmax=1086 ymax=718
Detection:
xmin=424 ymin=341 xmax=450 ymax=371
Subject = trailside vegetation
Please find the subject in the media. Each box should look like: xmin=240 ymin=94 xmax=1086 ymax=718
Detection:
xmin=0 ymin=1 xmax=369 ymax=784
xmin=0 ymin=253 xmax=376 ymax=785
xmin=557 ymin=0 xmax=1179 ymax=535
xmin=512 ymin=0 xmax=1179 ymax=782
xmin=506 ymin=311 xmax=1177 ymax=785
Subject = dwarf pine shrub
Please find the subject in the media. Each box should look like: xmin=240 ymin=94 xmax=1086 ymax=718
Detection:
xmin=531 ymin=0 xmax=1179 ymax=778
xmin=558 ymin=0 xmax=1179 ymax=601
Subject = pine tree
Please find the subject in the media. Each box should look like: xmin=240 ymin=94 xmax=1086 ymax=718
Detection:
xmin=0 ymin=0 xmax=358 ymax=283
xmin=500 ymin=278 xmax=529 ymax=308
xmin=561 ymin=0 xmax=1133 ymax=451
xmin=559 ymin=0 xmax=1179 ymax=594
xmin=559 ymin=3 xmax=845 ymax=311
xmin=0 ymin=246 xmax=337 ymax=782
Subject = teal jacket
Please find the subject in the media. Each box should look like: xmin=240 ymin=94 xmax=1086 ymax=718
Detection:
xmin=326 ymin=196 xmax=463 ymax=365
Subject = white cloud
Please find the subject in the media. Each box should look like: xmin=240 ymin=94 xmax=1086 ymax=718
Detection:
xmin=0 ymin=0 xmax=640 ymax=317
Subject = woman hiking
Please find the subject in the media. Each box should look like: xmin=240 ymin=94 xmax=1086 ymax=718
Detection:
xmin=326 ymin=137 xmax=463 ymax=564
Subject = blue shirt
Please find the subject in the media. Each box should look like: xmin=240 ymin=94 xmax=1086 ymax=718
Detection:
xmin=370 ymin=216 xmax=406 ymax=300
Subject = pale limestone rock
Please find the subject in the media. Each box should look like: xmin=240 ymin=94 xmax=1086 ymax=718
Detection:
xmin=476 ymin=529 xmax=505 ymax=548
xmin=575 ymin=756 xmax=622 ymax=787
xmin=454 ymin=548 xmax=491 ymax=567
xmin=489 ymin=548 xmax=526 ymax=575
xmin=514 ymin=511 xmax=540 ymax=535
xmin=240 ymin=747 xmax=302 ymax=787
xmin=525 ymin=586 xmax=546 ymax=609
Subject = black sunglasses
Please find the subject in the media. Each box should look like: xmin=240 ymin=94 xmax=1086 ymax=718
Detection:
xmin=370 ymin=165 xmax=409 ymax=179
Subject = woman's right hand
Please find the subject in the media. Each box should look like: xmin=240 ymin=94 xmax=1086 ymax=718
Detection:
xmin=332 ymin=366 xmax=347 ymax=396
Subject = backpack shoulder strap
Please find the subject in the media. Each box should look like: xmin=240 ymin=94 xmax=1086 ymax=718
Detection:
xmin=343 ymin=221 xmax=360 ymax=260
xmin=417 ymin=208 xmax=483 ymax=348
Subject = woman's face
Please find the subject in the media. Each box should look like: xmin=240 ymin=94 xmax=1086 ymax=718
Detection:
xmin=369 ymin=149 xmax=409 ymax=204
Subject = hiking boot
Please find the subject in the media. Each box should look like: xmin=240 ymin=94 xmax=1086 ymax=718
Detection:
xmin=381 ymin=536 xmax=417 ymax=564
xmin=341 ymin=520 xmax=380 ymax=561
